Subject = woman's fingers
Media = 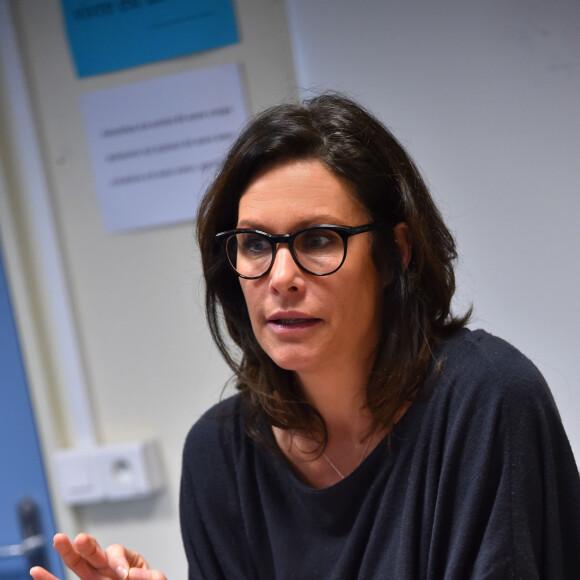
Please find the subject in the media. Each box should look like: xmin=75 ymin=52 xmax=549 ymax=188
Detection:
xmin=127 ymin=568 xmax=166 ymax=580
xmin=72 ymin=534 xmax=121 ymax=577
xmin=29 ymin=533 xmax=113 ymax=580
xmin=53 ymin=534 xmax=99 ymax=577
xmin=29 ymin=566 xmax=60 ymax=580
xmin=51 ymin=533 xmax=119 ymax=579
xmin=30 ymin=533 xmax=165 ymax=580
xmin=105 ymin=544 xmax=147 ymax=579
xmin=105 ymin=546 xmax=166 ymax=580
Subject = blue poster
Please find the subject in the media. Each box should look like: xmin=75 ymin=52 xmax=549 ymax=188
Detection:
xmin=61 ymin=0 xmax=239 ymax=77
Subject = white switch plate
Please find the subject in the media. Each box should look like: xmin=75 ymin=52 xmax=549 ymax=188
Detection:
xmin=56 ymin=440 xmax=164 ymax=505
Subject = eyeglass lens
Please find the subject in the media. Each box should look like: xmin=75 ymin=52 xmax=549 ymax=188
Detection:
xmin=225 ymin=228 xmax=346 ymax=278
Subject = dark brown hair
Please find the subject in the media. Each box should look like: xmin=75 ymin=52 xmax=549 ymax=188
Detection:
xmin=197 ymin=92 xmax=469 ymax=448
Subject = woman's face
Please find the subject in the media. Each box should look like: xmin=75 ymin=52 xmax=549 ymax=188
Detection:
xmin=236 ymin=159 xmax=386 ymax=381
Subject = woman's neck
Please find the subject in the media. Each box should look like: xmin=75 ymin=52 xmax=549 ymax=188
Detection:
xmin=272 ymin=357 xmax=412 ymax=489
xmin=295 ymin=361 xmax=375 ymax=444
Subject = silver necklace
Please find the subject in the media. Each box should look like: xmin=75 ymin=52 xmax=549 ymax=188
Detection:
xmin=322 ymin=436 xmax=372 ymax=480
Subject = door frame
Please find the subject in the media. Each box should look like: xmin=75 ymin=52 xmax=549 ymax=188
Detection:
xmin=0 ymin=145 xmax=76 ymax=576
xmin=0 ymin=0 xmax=77 ymax=569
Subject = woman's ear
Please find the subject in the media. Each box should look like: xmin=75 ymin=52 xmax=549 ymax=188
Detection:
xmin=393 ymin=222 xmax=412 ymax=269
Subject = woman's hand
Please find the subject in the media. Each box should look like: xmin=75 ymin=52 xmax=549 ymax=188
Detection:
xmin=29 ymin=533 xmax=166 ymax=580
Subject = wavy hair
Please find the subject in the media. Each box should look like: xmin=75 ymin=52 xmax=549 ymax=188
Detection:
xmin=197 ymin=92 xmax=469 ymax=449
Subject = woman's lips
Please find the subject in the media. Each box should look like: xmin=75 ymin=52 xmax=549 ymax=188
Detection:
xmin=267 ymin=315 xmax=322 ymax=332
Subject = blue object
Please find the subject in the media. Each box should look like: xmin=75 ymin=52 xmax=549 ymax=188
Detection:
xmin=0 ymin=244 xmax=64 ymax=579
xmin=61 ymin=0 xmax=239 ymax=77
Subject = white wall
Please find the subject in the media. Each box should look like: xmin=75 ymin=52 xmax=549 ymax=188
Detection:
xmin=286 ymin=0 xmax=580 ymax=458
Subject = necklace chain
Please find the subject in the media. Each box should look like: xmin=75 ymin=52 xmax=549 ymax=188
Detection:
xmin=322 ymin=436 xmax=372 ymax=480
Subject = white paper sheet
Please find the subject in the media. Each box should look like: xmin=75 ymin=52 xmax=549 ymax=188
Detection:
xmin=80 ymin=63 xmax=247 ymax=232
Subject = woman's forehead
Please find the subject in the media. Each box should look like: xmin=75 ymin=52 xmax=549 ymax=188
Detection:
xmin=237 ymin=160 xmax=368 ymax=228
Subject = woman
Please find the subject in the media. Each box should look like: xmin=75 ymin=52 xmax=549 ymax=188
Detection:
xmin=31 ymin=93 xmax=580 ymax=579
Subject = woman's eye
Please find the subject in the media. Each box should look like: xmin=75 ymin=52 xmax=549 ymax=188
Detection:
xmin=301 ymin=231 xmax=337 ymax=250
xmin=241 ymin=235 xmax=269 ymax=255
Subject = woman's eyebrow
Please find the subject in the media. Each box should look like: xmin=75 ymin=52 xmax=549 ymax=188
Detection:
xmin=235 ymin=215 xmax=344 ymax=230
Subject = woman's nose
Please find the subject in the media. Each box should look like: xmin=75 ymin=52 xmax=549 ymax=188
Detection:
xmin=268 ymin=246 xmax=303 ymax=292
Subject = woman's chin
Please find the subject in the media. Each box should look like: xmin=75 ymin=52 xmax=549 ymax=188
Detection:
xmin=269 ymin=351 xmax=316 ymax=373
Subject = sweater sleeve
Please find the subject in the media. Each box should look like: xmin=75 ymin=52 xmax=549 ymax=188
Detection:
xmin=506 ymin=364 xmax=580 ymax=578
xmin=433 ymin=334 xmax=580 ymax=579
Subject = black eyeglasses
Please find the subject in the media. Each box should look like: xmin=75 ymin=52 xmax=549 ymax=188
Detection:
xmin=215 ymin=223 xmax=382 ymax=279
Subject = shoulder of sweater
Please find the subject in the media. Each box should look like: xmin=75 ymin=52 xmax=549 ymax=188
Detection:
xmin=183 ymin=393 xmax=246 ymax=456
xmin=432 ymin=328 xmax=553 ymax=408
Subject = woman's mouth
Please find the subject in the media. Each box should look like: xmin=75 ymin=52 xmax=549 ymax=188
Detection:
xmin=267 ymin=316 xmax=322 ymax=332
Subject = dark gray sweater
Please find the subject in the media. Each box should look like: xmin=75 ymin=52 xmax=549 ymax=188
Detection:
xmin=180 ymin=329 xmax=580 ymax=579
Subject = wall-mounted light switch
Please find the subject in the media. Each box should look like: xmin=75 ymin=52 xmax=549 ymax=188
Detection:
xmin=55 ymin=439 xmax=163 ymax=505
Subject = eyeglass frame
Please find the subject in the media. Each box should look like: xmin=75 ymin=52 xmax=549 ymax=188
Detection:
xmin=215 ymin=223 xmax=384 ymax=279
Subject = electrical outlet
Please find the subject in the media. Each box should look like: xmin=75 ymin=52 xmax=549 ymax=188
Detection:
xmin=56 ymin=440 xmax=164 ymax=505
